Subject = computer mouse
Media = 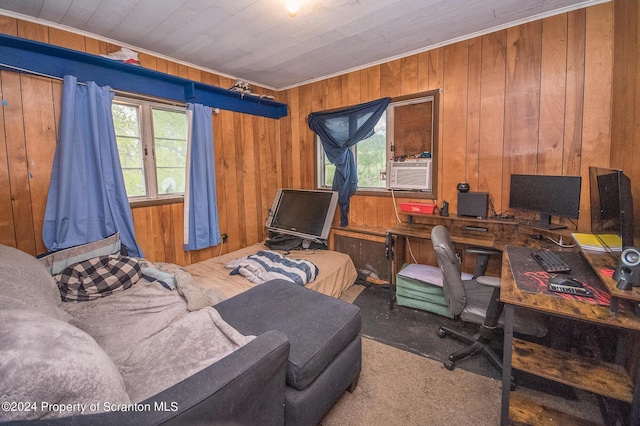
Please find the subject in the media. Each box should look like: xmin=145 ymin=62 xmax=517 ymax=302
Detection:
xmin=548 ymin=275 xmax=583 ymax=287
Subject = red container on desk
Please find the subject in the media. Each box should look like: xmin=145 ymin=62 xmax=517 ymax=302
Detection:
xmin=399 ymin=202 xmax=436 ymax=214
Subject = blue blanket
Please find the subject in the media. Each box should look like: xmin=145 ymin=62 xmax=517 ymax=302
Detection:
xmin=225 ymin=250 xmax=318 ymax=286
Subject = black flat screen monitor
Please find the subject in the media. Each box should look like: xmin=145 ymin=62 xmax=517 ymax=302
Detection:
xmin=589 ymin=166 xmax=635 ymax=247
xmin=265 ymin=189 xmax=339 ymax=242
xmin=509 ymin=174 xmax=581 ymax=230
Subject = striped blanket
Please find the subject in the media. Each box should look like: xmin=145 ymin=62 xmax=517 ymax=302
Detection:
xmin=225 ymin=250 xmax=319 ymax=286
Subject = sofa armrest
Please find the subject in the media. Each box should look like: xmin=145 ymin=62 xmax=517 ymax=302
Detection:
xmin=34 ymin=330 xmax=290 ymax=426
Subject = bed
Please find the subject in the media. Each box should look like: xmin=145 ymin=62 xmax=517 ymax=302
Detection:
xmin=185 ymin=243 xmax=358 ymax=299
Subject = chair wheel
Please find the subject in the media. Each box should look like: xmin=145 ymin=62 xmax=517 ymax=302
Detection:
xmin=437 ymin=328 xmax=447 ymax=338
xmin=444 ymin=360 xmax=455 ymax=371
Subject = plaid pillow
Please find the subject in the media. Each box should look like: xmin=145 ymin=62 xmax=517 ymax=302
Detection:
xmin=55 ymin=255 xmax=142 ymax=302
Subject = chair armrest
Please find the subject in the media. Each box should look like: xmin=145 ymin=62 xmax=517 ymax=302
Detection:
xmin=476 ymin=276 xmax=501 ymax=288
xmin=465 ymin=246 xmax=501 ymax=256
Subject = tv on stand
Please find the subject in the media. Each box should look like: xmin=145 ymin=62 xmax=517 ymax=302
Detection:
xmin=265 ymin=188 xmax=339 ymax=246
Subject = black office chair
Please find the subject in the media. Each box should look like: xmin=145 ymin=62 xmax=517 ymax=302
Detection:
xmin=430 ymin=225 xmax=547 ymax=383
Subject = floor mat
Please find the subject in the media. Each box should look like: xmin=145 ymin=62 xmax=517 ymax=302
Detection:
xmin=352 ymin=284 xmax=582 ymax=399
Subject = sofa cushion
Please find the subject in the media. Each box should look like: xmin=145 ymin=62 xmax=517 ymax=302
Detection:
xmin=0 ymin=310 xmax=130 ymax=422
xmin=39 ymin=232 xmax=121 ymax=276
xmin=214 ymin=279 xmax=361 ymax=390
xmin=0 ymin=244 xmax=69 ymax=321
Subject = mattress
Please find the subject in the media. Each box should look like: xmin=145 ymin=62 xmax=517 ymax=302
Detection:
xmin=185 ymin=243 xmax=357 ymax=299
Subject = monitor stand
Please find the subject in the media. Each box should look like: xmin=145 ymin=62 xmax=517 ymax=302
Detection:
xmin=526 ymin=214 xmax=567 ymax=230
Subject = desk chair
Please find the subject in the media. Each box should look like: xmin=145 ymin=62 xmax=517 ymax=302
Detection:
xmin=430 ymin=225 xmax=547 ymax=384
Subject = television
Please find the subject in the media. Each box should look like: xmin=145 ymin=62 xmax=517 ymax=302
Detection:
xmin=265 ymin=189 xmax=339 ymax=243
xmin=589 ymin=166 xmax=635 ymax=247
xmin=509 ymin=174 xmax=581 ymax=230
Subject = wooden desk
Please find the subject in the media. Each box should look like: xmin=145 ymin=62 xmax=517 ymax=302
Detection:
xmin=387 ymin=220 xmax=640 ymax=423
xmin=580 ymin=248 xmax=640 ymax=311
xmin=385 ymin=222 xmax=562 ymax=308
xmin=500 ymin=249 xmax=640 ymax=425
xmin=386 ymin=223 xmax=500 ymax=308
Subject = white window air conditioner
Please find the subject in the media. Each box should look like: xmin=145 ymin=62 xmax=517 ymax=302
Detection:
xmin=386 ymin=159 xmax=432 ymax=192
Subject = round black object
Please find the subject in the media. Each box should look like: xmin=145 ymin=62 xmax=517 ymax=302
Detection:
xmin=457 ymin=182 xmax=470 ymax=193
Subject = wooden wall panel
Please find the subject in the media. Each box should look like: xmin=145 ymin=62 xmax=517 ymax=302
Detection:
xmin=0 ymin=71 xmax=15 ymax=247
xmin=17 ymin=20 xmax=48 ymax=43
xmin=581 ymin=3 xmax=614 ymax=232
xmin=441 ymin=41 xmax=469 ymax=205
xmin=21 ymin=75 xmax=58 ymax=255
xmin=611 ymin=0 xmax=640 ymax=233
xmin=298 ymin=85 xmax=315 ymax=190
xmin=2 ymin=71 xmax=37 ymax=255
xmin=563 ymin=9 xmax=586 ymax=179
xmin=466 ymin=37 xmax=482 ymax=189
xmin=478 ymin=32 xmax=507 ymax=212
xmin=505 ymin=21 xmax=543 ymax=177
xmin=538 ymin=14 xmax=568 ymax=176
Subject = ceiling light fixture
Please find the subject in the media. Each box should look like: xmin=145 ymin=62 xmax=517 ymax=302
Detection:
xmin=287 ymin=1 xmax=299 ymax=17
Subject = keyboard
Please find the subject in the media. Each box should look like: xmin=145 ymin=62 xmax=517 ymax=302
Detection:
xmin=531 ymin=250 xmax=571 ymax=273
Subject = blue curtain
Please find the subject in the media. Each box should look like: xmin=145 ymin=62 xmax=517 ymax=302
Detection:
xmin=183 ymin=103 xmax=220 ymax=251
xmin=307 ymin=97 xmax=390 ymax=226
xmin=43 ymin=75 xmax=143 ymax=257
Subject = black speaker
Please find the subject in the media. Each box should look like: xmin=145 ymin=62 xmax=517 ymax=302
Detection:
xmin=457 ymin=192 xmax=489 ymax=219
xmin=613 ymin=247 xmax=640 ymax=290
xmin=439 ymin=200 xmax=449 ymax=217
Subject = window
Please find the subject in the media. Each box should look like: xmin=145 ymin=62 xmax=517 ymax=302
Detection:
xmin=317 ymin=91 xmax=437 ymax=195
xmin=317 ymin=113 xmax=387 ymax=189
xmin=112 ymin=98 xmax=188 ymax=201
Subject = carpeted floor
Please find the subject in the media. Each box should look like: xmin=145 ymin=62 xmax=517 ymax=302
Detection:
xmin=321 ymin=336 xmax=503 ymax=426
xmin=320 ymin=284 xmax=605 ymax=425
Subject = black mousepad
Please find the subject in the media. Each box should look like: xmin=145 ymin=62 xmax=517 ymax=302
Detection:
xmin=506 ymin=246 xmax=610 ymax=306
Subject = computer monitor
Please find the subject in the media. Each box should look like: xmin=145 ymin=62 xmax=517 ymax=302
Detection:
xmin=589 ymin=166 xmax=635 ymax=247
xmin=265 ymin=189 xmax=339 ymax=242
xmin=509 ymin=174 xmax=581 ymax=230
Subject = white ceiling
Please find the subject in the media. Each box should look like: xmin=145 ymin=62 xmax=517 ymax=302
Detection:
xmin=0 ymin=0 xmax=608 ymax=90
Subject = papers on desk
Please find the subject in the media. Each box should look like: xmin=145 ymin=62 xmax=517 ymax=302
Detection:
xmin=571 ymin=233 xmax=622 ymax=252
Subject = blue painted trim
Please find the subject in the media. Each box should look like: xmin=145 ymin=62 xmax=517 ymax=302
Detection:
xmin=0 ymin=33 xmax=288 ymax=119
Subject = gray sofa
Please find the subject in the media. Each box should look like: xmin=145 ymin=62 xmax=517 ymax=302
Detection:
xmin=0 ymin=240 xmax=361 ymax=426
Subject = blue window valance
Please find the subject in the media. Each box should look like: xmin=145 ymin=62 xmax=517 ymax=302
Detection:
xmin=0 ymin=33 xmax=287 ymax=119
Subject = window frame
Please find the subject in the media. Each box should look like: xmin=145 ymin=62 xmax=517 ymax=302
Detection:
xmin=112 ymin=96 xmax=188 ymax=205
xmin=316 ymin=90 xmax=439 ymax=199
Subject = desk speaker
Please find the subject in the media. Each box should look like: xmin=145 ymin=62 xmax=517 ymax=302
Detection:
xmin=457 ymin=192 xmax=488 ymax=219
xmin=613 ymin=247 xmax=640 ymax=290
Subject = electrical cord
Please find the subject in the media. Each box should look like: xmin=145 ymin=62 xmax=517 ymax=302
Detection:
xmin=391 ymin=188 xmax=418 ymax=264
xmin=391 ymin=188 xmax=402 ymax=224
xmin=546 ymin=235 xmax=576 ymax=248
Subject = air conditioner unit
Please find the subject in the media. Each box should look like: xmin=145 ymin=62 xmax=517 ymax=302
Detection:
xmin=386 ymin=159 xmax=432 ymax=192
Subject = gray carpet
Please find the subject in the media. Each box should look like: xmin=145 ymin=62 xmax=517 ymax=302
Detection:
xmin=321 ymin=284 xmax=604 ymax=426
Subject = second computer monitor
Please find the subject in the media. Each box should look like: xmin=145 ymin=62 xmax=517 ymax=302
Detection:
xmin=509 ymin=174 xmax=581 ymax=230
